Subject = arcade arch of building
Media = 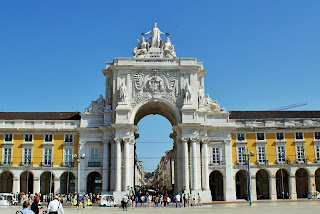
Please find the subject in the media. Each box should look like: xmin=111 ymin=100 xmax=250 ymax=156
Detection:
xmin=1 ymin=24 xmax=320 ymax=203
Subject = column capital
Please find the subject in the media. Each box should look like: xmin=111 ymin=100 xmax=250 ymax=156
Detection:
xmin=190 ymin=137 xmax=200 ymax=143
xmin=181 ymin=137 xmax=189 ymax=143
xmin=114 ymin=138 xmax=122 ymax=143
xmin=201 ymin=138 xmax=209 ymax=144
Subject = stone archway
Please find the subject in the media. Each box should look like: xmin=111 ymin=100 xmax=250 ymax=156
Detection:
xmin=276 ymin=169 xmax=289 ymax=199
xmin=60 ymin=172 xmax=76 ymax=194
xmin=209 ymin=171 xmax=224 ymax=201
xmin=296 ymin=168 xmax=308 ymax=198
xmin=315 ymin=168 xmax=320 ymax=192
xmin=87 ymin=172 xmax=102 ymax=194
xmin=256 ymin=169 xmax=270 ymax=199
xmin=0 ymin=171 xmax=13 ymax=193
xmin=40 ymin=171 xmax=54 ymax=194
xmin=235 ymin=170 xmax=247 ymax=200
xmin=20 ymin=171 xmax=34 ymax=194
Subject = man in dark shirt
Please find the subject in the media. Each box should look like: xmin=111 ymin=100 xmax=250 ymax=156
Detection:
xmin=30 ymin=197 xmax=41 ymax=214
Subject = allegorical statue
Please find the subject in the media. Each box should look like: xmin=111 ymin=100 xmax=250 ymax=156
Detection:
xmin=132 ymin=36 xmax=150 ymax=57
xmin=163 ymin=37 xmax=176 ymax=57
xmin=84 ymin=94 xmax=105 ymax=113
xmin=198 ymin=86 xmax=205 ymax=106
xmin=119 ymin=83 xmax=128 ymax=102
xmin=142 ymin=22 xmax=169 ymax=48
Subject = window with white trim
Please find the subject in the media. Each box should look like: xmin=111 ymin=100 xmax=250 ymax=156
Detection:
xmin=316 ymin=146 xmax=320 ymax=162
xmin=276 ymin=133 xmax=284 ymax=141
xmin=64 ymin=149 xmax=73 ymax=166
xmin=257 ymin=133 xmax=265 ymax=141
xmin=257 ymin=147 xmax=266 ymax=164
xmin=44 ymin=148 xmax=52 ymax=166
xmin=4 ymin=134 xmax=12 ymax=142
xmin=212 ymin=147 xmax=220 ymax=165
xmin=91 ymin=148 xmax=98 ymax=162
xmin=295 ymin=132 xmax=304 ymax=140
xmin=277 ymin=146 xmax=286 ymax=163
xmin=3 ymin=148 xmax=11 ymax=165
xmin=23 ymin=148 xmax=32 ymax=165
xmin=237 ymin=133 xmax=245 ymax=141
xmin=65 ymin=134 xmax=73 ymax=143
xmin=44 ymin=134 xmax=53 ymax=142
xmin=315 ymin=132 xmax=320 ymax=140
xmin=238 ymin=147 xmax=246 ymax=164
xmin=24 ymin=134 xmax=32 ymax=142
xmin=296 ymin=145 xmax=305 ymax=162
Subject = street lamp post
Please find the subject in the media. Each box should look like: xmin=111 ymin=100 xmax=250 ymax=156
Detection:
xmin=244 ymin=149 xmax=254 ymax=206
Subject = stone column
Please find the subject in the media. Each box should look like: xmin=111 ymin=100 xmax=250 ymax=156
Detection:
xmin=289 ymin=175 xmax=297 ymax=199
xmin=123 ymin=138 xmax=130 ymax=191
xmin=115 ymin=138 xmax=122 ymax=191
xmin=12 ymin=177 xmax=20 ymax=194
xmin=191 ymin=140 xmax=198 ymax=190
xmin=196 ymin=141 xmax=201 ymax=190
xmin=224 ymin=140 xmax=236 ymax=201
xmin=270 ymin=176 xmax=277 ymax=200
xmin=34 ymin=177 xmax=40 ymax=194
xmin=182 ymin=138 xmax=190 ymax=192
xmin=201 ymin=142 xmax=209 ymax=190
xmin=251 ymin=176 xmax=257 ymax=201
xmin=309 ymin=175 xmax=314 ymax=193
xmin=102 ymin=140 xmax=110 ymax=193
xmin=54 ymin=178 xmax=60 ymax=194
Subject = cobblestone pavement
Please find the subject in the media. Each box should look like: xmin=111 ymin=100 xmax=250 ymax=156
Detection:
xmin=2 ymin=201 xmax=320 ymax=214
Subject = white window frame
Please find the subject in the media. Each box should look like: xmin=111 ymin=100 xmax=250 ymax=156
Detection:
xmin=296 ymin=144 xmax=305 ymax=163
xmin=314 ymin=132 xmax=320 ymax=141
xmin=315 ymin=145 xmax=320 ymax=163
xmin=42 ymin=147 xmax=53 ymax=166
xmin=276 ymin=132 xmax=285 ymax=141
xmin=237 ymin=146 xmax=246 ymax=165
xmin=24 ymin=134 xmax=33 ymax=142
xmin=2 ymin=147 xmax=12 ymax=165
xmin=256 ymin=132 xmax=265 ymax=141
xmin=64 ymin=134 xmax=73 ymax=143
xmin=23 ymin=147 xmax=32 ymax=165
xmin=63 ymin=147 xmax=74 ymax=166
xmin=211 ymin=147 xmax=220 ymax=165
xmin=295 ymin=132 xmax=304 ymax=140
xmin=44 ymin=134 xmax=53 ymax=143
xmin=4 ymin=134 xmax=13 ymax=142
xmin=237 ymin=133 xmax=245 ymax=142
xmin=91 ymin=148 xmax=99 ymax=163
xmin=276 ymin=144 xmax=286 ymax=163
xmin=256 ymin=146 xmax=267 ymax=164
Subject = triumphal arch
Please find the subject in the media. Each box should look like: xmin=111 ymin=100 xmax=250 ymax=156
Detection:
xmin=80 ymin=23 xmax=234 ymax=202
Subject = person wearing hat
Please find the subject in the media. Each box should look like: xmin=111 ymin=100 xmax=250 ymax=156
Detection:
xmin=47 ymin=195 xmax=64 ymax=214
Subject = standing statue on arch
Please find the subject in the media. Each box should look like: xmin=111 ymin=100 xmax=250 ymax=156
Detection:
xmin=142 ymin=22 xmax=169 ymax=48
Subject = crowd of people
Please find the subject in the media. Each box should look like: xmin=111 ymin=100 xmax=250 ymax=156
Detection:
xmin=120 ymin=192 xmax=202 ymax=210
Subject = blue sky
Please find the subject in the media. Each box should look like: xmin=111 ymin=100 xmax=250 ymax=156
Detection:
xmin=1 ymin=0 xmax=319 ymax=171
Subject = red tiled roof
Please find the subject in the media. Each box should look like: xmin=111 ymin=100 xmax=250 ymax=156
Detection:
xmin=229 ymin=111 xmax=320 ymax=119
xmin=0 ymin=112 xmax=81 ymax=120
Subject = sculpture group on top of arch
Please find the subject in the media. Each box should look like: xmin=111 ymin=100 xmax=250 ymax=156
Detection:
xmin=132 ymin=22 xmax=176 ymax=58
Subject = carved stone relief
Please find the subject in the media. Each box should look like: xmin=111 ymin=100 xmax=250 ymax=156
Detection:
xmin=131 ymin=71 xmax=180 ymax=107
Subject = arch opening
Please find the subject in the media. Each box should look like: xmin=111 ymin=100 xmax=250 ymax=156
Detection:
xmin=209 ymin=171 xmax=224 ymax=201
xmin=276 ymin=169 xmax=289 ymax=199
xmin=296 ymin=168 xmax=308 ymax=198
xmin=235 ymin=170 xmax=247 ymax=200
xmin=315 ymin=168 xmax=320 ymax=193
xmin=20 ymin=171 xmax=34 ymax=194
xmin=0 ymin=171 xmax=13 ymax=193
xmin=256 ymin=169 xmax=270 ymax=200
xmin=134 ymin=101 xmax=179 ymax=126
xmin=60 ymin=172 xmax=76 ymax=194
xmin=87 ymin=172 xmax=102 ymax=194
xmin=40 ymin=172 xmax=54 ymax=194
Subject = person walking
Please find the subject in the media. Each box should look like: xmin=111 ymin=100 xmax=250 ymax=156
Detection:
xmin=20 ymin=201 xmax=35 ymax=214
xmin=122 ymin=194 xmax=128 ymax=211
xmin=47 ymin=195 xmax=64 ymax=214
xmin=175 ymin=193 xmax=181 ymax=208
xmin=30 ymin=197 xmax=41 ymax=214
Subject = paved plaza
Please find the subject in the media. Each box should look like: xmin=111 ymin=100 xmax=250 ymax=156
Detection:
xmin=2 ymin=201 xmax=320 ymax=214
